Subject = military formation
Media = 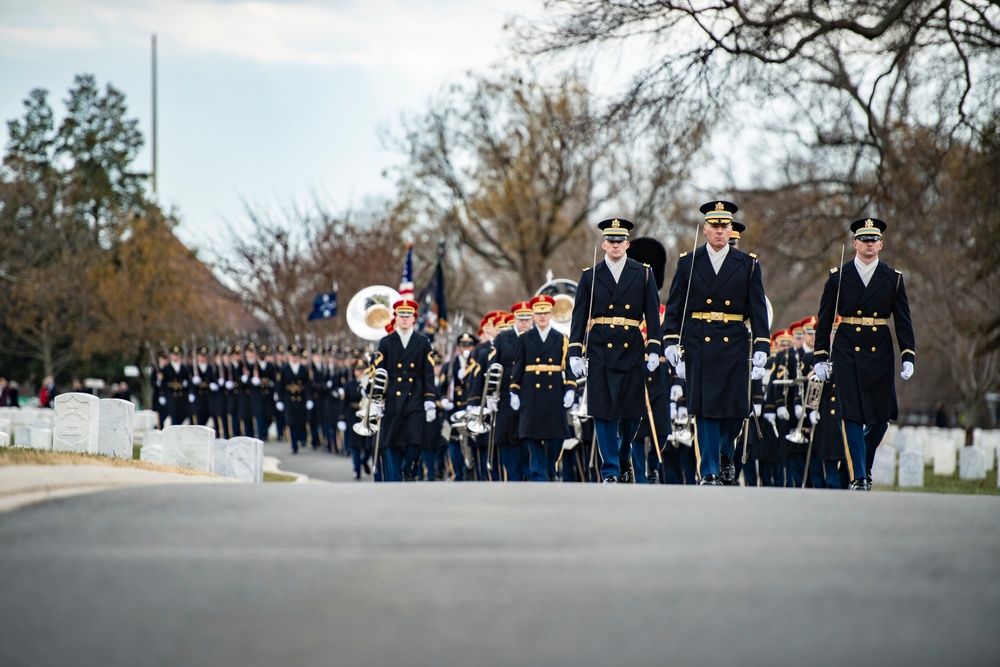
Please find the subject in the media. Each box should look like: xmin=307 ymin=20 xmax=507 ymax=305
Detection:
xmin=151 ymin=204 xmax=915 ymax=489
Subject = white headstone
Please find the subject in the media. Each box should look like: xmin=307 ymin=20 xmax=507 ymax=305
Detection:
xmin=882 ymin=424 xmax=899 ymax=449
xmin=53 ymin=392 xmax=101 ymax=454
xmin=871 ymin=445 xmax=896 ymax=486
xmin=30 ymin=427 xmax=52 ymax=450
xmin=898 ymin=450 xmax=925 ymax=487
xmin=227 ymin=436 xmax=263 ymax=483
xmin=0 ymin=432 xmax=8 ymax=447
xmin=162 ymin=425 xmax=215 ymax=472
xmin=214 ymin=439 xmax=230 ymax=477
xmin=139 ymin=428 xmax=163 ymax=464
xmin=99 ymin=398 xmax=135 ymax=459
xmin=33 ymin=407 xmax=56 ymax=428
xmin=0 ymin=418 xmax=10 ymax=435
xmin=932 ymin=440 xmax=956 ymax=476
xmin=959 ymin=446 xmax=986 ymax=480
xmin=134 ymin=409 xmax=159 ymax=433
xmin=14 ymin=426 xmax=31 ymax=448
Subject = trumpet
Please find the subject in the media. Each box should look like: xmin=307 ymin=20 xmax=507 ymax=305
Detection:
xmin=785 ymin=374 xmax=824 ymax=444
xmin=467 ymin=363 xmax=503 ymax=436
xmin=353 ymin=368 xmax=388 ymax=437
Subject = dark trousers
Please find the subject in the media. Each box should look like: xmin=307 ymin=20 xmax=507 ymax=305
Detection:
xmin=695 ymin=416 xmax=742 ymax=479
xmin=841 ymin=420 xmax=889 ymax=482
xmin=382 ymin=448 xmax=404 ymax=482
xmin=289 ymin=426 xmax=306 ymax=454
xmin=500 ymin=442 xmax=529 ymax=481
xmin=594 ymin=417 xmax=640 ymax=480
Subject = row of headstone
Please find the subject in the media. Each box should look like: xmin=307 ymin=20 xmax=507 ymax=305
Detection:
xmin=137 ymin=426 xmax=262 ymax=482
xmin=867 ymin=426 xmax=1000 ymax=487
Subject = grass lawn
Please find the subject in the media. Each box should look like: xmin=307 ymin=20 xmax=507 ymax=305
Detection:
xmin=873 ymin=464 xmax=1000 ymax=496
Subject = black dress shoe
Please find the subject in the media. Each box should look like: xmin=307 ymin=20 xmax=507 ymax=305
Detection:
xmin=699 ymin=474 xmax=722 ymax=486
xmin=363 ymin=461 xmax=371 ymax=474
xmin=850 ymin=478 xmax=869 ymax=490
xmin=647 ymin=469 xmax=660 ymax=485
xmin=720 ymin=455 xmax=736 ymax=485
xmin=618 ymin=467 xmax=634 ymax=483
xmin=602 ymin=475 xmax=619 ymax=484
xmin=354 ymin=472 xmax=361 ymax=480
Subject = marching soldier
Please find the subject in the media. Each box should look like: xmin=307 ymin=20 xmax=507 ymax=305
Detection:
xmin=159 ymin=346 xmax=191 ymax=427
xmin=511 ymin=295 xmax=575 ymax=482
xmin=812 ymin=218 xmax=915 ymax=490
xmin=421 ymin=350 xmax=449 ymax=480
xmin=343 ymin=358 xmax=372 ymax=479
xmin=662 ymin=201 xmax=770 ymax=485
xmin=445 ymin=332 xmax=477 ymax=481
xmin=372 ymin=298 xmax=436 ymax=482
xmin=188 ymin=346 xmax=217 ymax=431
xmin=277 ymin=344 xmax=311 ymax=454
xmin=568 ymin=218 xmax=663 ymax=484
xmin=492 ymin=302 xmax=532 ymax=481
xmin=257 ymin=344 xmax=277 ymax=441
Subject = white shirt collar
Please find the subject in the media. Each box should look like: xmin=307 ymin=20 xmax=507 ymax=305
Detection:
xmin=536 ymin=324 xmax=552 ymax=342
xmin=398 ymin=329 xmax=413 ymax=349
xmin=604 ymin=254 xmax=626 ymax=283
xmin=854 ymin=257 xmax=879 ymax=287
xmin=706 ymin=243 xmax=730 ymax=274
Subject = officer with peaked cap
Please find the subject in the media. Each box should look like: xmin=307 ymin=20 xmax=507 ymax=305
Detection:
xmin=812 ymin=217 xmax=915 ymax=490
xmin=372 ymin=298 xmax=437 ymax=482
xmin=277 ymin=343 xmax=312 ymax=454
xmin=662 ymin=201 xmax=771 ymax=485
xmin=569 ymin=218 xmax=663 ymax=483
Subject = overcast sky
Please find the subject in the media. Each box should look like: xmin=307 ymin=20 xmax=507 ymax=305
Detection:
xmin=0 ymin=0 xmax=544 ymax=248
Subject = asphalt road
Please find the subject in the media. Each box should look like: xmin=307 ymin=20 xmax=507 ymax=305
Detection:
xmin=1 ymin=480 xmax=998 ymax=667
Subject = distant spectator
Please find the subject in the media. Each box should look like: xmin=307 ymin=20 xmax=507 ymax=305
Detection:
xmin=7 ymin=381 xmax=19 ymax=408
xmin=39 ymin=376 xmax=57 ymax=407
xmin=0 ymin=377 xmax=9 ymax=406
xmin=934 ymin=401 xmax=949 ymax=428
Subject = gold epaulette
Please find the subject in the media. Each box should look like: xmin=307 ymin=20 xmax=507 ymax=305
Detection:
xmin=583 ymin=266 xmax=591 ymax=272
xmin=830 ymin=267 xmax=839 ymax=274
xmin=895 ymin=269 xmax=903 ymax=275
xmin=643 ymin=262 xmax=650 ymax=267
xmin=749 ymin=252 xmax=758 ymax=259
xmin=680 ymin=251 xmax=689 ymax=258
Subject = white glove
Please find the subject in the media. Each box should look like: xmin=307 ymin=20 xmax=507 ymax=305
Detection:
xmin=457 ymin=366 xmax=467 ymax=380
xmin=423 ymin=400 xmax=436 ymax=413
xmin=664 ymin=344 xmax=682 ymax=367
xmin=813 ymin=362 xmax=830 ymax=382
xmin=794 ymin=404 xmax=803 ymax=420
xmin=675 ymin=360 xmax=686 ymax=380
xmin=192 ymin=376 xmax=201 ymax=385
xmin=241 ymin=374 xmax=249 ymax=384
xmin=510 ymin=394 xmax=521 ymax=411
xmin=209 ymin=382 xmax=219 ymax=392
xmin=276 ymin=401 xmax=284 ymax=412
xmin=251 ymin=376 xmax=261 ymax=386
xmin=569 ymin=357 xmax=586 ymax=378
xmin=900 ymin=361 xmax=913 ymax=381
xmin=158 ymin=395 xmax=167 ymax=406
xmin=764 ymin=413 xmax=776 ymax=425
xmin=751 ymin=366 xmax=766 ymax=381
xmin=676 ymin=405 xmax=688 ymax=421
xmin=337 ymin=420 xmax=347 ymax=432
xmin=273 ymin=392 xmax=280 ymax=402
xmin=777 ymin=406 xmax=790 ymax=421
xmin=440 ymin=398 xmax=454 ymax=411
xmin=426 ymin=408 xmax=436 ymax=422
xmin=336 ymin=388 xmax=345 ymax=400
xmin=182 ymin=379 xmax=188 ymax=387
xmin=754 ymin=403 xmax=763 ymax=417
xmin=809 ymin=410 xmax=820 ymax=425
xmin=670 ymin=402 xmax=678 ymax=421
xmin=646 ymin=354 xmax=659 ymax=372
xmin=753 ymin=351 xmax=767 ymax=368
xmin=563 ymin=389 xmax=575 ymax=409
xmin=424 ymin=400 xmax=436 ymax=422
xmin=306 ymin=400 xmax=314 ymax=410
xmin=486 ymin=395 xmax=499 ymax=412
xmin=225 ymin=381 xmax=235 ymax=390
xmin=327 ymin=380 xmax=333 ymax=388
xmin=670 ymin=385 xmax=683 ymax=401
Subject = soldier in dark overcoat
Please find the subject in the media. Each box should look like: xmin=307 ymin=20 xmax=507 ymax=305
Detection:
xmin=568 ymin=218 xmax=663 ymax=483
xmin=812 ymin=218 xmax=915 ymax=490
xmin=373 ymin=299 xmax=436 ymax=482
xmin=277 ymin=344 xmax=311 ymax=454
xmin=492 ymin=303 xmax=531 ymax=481
xmin=662 ymin=201 xmax=770 ymax=485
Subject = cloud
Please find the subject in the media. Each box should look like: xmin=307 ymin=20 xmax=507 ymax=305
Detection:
xmin=1 ymin=0 xmax=532 ymax=74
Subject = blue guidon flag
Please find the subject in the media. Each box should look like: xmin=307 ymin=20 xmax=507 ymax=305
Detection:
xmin=308 ymin=291 xmax=338 ymax=321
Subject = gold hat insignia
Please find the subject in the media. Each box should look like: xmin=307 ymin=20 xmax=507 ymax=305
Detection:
xmin=864 ymin=219 xmax=874 ymax=228
xmin=715 ymin=202 xmax=725 ymax=212
xmin=611 ymin=219 xmax=620 ymax=228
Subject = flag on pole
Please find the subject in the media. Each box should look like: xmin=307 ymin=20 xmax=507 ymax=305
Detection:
xmin=308 ymin=290 xmax=338 ymax=321
xmin=399 ymin=242 xmax=414 ymax=298
xmin=417 ymin=242 xmax=448 ymax=337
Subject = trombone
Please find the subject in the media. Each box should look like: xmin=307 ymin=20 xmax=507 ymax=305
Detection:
xmin=467 ymin=363 xmax=504 ymax=436
xmin=353 ymin=368 xmax=388 ymax=437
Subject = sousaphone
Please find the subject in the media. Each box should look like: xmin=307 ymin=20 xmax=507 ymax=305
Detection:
xmin=534 ymin=278 xmax=577 ymax=334
xmin=346 ymin=285 xmax=402 ymax=341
